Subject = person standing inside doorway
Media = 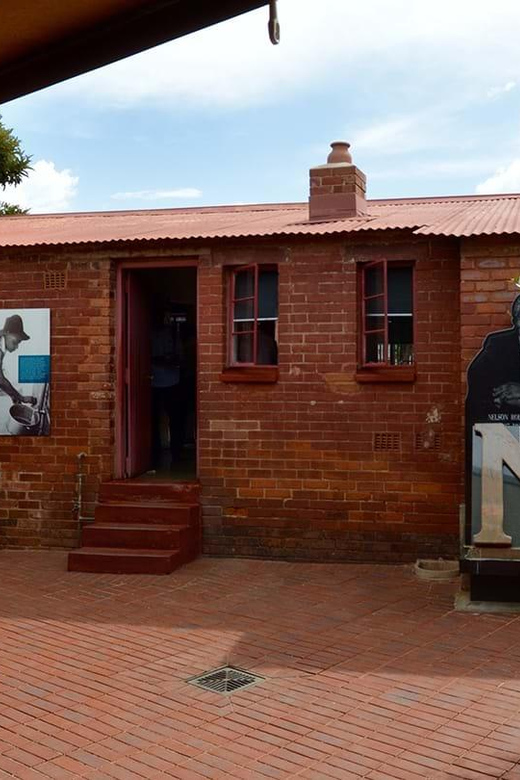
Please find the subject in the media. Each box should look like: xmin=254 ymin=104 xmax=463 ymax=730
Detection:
xmin=151 ymin=309 xmax=183 ymax=467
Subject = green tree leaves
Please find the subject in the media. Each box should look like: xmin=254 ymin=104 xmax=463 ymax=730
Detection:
xmin=0 ymin=116 xmax=31 ymax=214
xmin=0 ymin=202 xmax=29 ymax=216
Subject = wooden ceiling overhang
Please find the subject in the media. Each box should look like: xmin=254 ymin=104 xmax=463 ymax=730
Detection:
xmin=0 ymin=0 xmax=268 ymax=104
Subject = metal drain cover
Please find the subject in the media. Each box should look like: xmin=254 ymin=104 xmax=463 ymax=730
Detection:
xmin=188 ymin=666 xmax=264 ymax=695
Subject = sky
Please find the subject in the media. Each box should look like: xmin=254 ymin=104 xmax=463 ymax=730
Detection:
xmin=2 ymin=0 xmax=520 ymax=214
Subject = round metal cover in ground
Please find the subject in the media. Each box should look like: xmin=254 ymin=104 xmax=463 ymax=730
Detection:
xmin=415 ymin=559 xmax=459 ymax=581
xmin=187 ymin=666 xmax=264 ymax=695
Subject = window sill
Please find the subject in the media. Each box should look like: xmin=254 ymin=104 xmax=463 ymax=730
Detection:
xmin=356 ymin=366 xmax=416 ymax=384
xmin=219 ymin=366 xmax=279 ymax=384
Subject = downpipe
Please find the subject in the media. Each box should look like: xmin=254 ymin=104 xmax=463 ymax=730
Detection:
xmin=73 ymin=452 xmax=94 ymax=529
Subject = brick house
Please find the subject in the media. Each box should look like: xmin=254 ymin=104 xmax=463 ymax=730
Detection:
xmin=0 ymin=141 xmax=516 ymax=573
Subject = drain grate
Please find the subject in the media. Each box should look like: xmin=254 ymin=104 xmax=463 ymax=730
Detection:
xmin=188 ymin=666 xmax=264 ymax=695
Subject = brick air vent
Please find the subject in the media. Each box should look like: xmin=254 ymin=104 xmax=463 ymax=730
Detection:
xmin=373 ymin=433 xmax=401 ymax=451
xmin=187 ymin=666 xmax=264 ymax=695
xmin=44 ymin=271 xmax=67 ymax=290
xmin=415 ymin=432 xmax=441 ymax=451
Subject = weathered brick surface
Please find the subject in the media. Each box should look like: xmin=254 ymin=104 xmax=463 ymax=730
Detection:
xmin=461 ymin=237 xmax=520 ymax=374
xmin=199 ymin=236 xmax=462 ymax=561
xmin=0 ymin=235 xmax=463 ymax=561
xmin=0 ymin=250 xmax=115 ymax=549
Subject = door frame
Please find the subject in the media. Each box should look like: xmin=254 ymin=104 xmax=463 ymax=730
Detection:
xmin=115 ymin=258 xmax=199 ymax=480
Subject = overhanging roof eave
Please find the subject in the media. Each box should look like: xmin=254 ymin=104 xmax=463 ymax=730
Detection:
xmin=0 ymin=0 xmax=268 ymax=104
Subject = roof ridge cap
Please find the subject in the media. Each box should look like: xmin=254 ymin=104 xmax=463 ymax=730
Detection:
xmin=0 ymin=201 xmax=307 ymax=221
xmin=371 ymin=192 xmax=520 ymax=207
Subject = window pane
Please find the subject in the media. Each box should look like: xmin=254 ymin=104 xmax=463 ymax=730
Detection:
xmin=257 ymin=321 xmax=278 ymax=365
xmin=234 ymin=320 xmax=254 ymax=333
xmin=233 ymin=332 xmax=254 ymax=363
xmin=258 ymin=270 xmax=278 ymax=319
xmin=365 ymin=264 xmax=384 ymax=296
xmin=235 ymin=268 xmax=255 ymax=298
xmin=231 ymin=266 xmax=278 ymax=366
xmin=366 ymin=333 xmax=384 ymax=363
xmin=365 ymin=295 xmax=384 ymax=333
xmin=366 ymin=296 xmax=384 ymax=314
xmin=234 ymin=299 xmax=254 ymax=321
xmin=388 ymin=267 xmax=412 ymax=314
xmin=365 ymin=314 xmax=384 ymax=333
xmin=388 ymin=315 xmax=414 ymax=365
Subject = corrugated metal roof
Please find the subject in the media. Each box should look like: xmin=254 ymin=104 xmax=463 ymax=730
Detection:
xmin=1 ymin=193 xmax=520 ymax=248
xmin=413 ymin=195 xmax=520 ymax=237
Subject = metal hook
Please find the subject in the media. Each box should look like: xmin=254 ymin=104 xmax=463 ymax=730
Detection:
xmin=268 ymin=0 xmax=280 ymax=45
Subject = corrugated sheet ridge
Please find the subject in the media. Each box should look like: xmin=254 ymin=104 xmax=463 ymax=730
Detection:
xmin=2 ymin=192 xmax=520 ymax=247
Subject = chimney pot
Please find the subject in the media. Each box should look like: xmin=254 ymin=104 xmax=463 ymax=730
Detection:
xmin=327 ymin=141 xmax=352 ymax=164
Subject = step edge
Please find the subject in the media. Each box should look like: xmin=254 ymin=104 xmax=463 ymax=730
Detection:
xmin=84 ymin=523 xmax=191 ymax=531
xmin=97 ymin=502 xmax=199 ymax=509
xmin=69 ymin=547 xmax=182 ymax=558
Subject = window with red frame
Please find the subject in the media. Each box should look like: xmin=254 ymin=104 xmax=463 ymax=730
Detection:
xmin=361 ymin=260 xmax=414 ymax=367
xmin=230 ymin=265 xmax=278 ymax=366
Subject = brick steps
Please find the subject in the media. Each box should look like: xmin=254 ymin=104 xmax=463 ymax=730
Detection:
xmin=94 ymin=502 xmax=198 ymax=526
xmin=82 ymin=523 xmax=192 ymax=550
xmin=68 ymin=547 xmax=182 ymax=575
xmin=99 ymin=480 xmax=200 ymax=504
xmin=68 ymin=480 xmax=201 ymax=575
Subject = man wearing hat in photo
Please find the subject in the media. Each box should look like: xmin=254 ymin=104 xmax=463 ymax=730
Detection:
xmin=0 ymin=315 xmax=36 ymax=405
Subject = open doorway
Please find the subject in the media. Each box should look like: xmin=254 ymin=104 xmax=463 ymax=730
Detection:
xmin=119 ymin=265 xmax=197 ymax=481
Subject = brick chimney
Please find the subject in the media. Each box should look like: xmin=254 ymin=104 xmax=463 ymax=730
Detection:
xmin=309 ymin=141 xmax=367 ymax=221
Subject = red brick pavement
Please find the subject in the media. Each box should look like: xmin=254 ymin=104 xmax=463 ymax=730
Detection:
xmin=0 ymin=552 xmax=518 ymax=779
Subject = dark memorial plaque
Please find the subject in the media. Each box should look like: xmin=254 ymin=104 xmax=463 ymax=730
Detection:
xmin=465 ymin=294 xmax=520 ymax=599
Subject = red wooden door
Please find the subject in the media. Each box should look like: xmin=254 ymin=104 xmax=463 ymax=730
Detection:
xmin=125 ymin=271 xmax=152 ymax=477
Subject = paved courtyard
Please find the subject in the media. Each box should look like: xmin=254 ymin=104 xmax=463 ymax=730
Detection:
xmin=0 ymin=553 xmax=519 ymax=779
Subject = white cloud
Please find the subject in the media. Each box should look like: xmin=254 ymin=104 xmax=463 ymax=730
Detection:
xmin=476 ymin=160 xmax=520 ymax=194
xmin=1 ymin=160 xmax=78 ymax=213
xmin=353 ymin=117 xmax=419 ymax=153
xmin=487 ymin=80 xmax=517 ymax=99
xmin=111 ymin=187 xmax=202 ymax=201
xmin=45 ymin=0 xmax=520 ymax=110
xmin=350 ymin=113 xmax=456 ymax=156
xmin=372 ymin=157 xmax=507 ymax=182
xmin=346 ymin=97 xmax=484 ymax=162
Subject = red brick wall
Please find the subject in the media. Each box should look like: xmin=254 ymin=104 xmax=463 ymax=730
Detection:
xmin=0 ymin=236 xmax=463 ymax=562
xmin=461 ymin=237 xmax=520 ymax=374
xmin=199 ymin=236 xmax=462 ymax=561
xmin=0 ymin=250 xmax=114 ymax=548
